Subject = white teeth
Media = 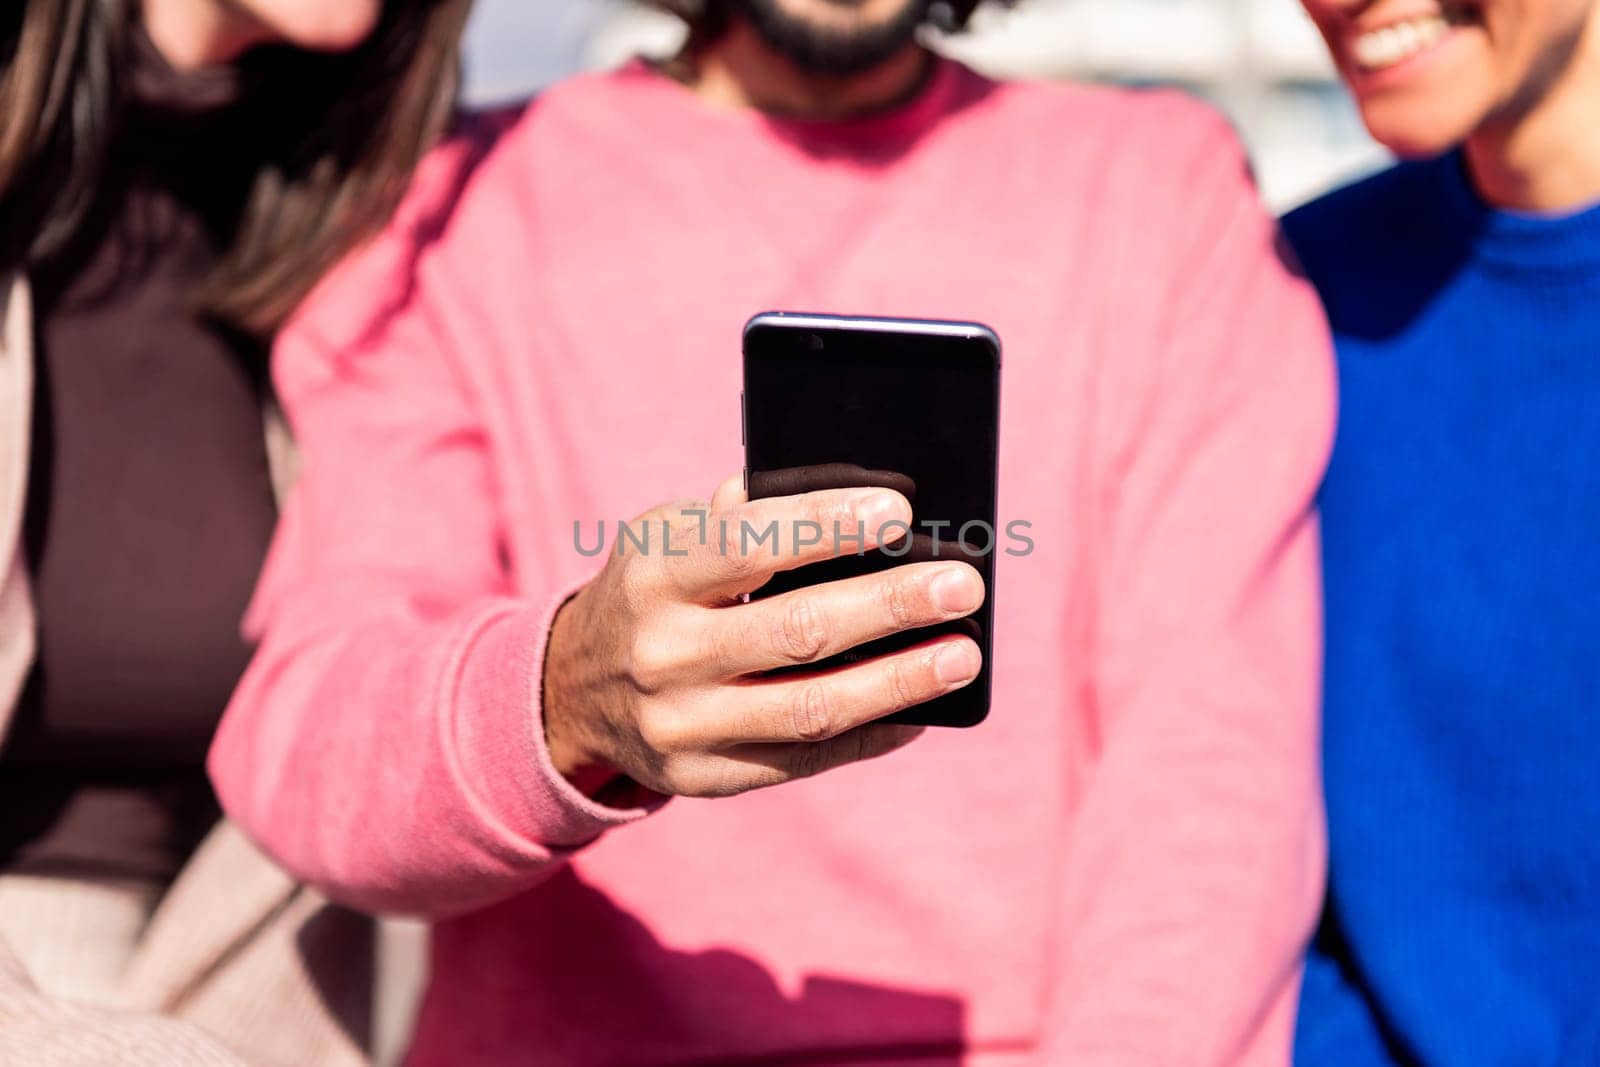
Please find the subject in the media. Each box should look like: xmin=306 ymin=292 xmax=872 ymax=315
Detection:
xmin=1352 ymin=15 xmax=1451 ymax=71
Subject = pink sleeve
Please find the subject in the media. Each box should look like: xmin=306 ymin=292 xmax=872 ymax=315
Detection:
xmin=208 ymin=139 xmax=660 ymax=918
xmin=1040 ymin=109 xmax=1333 ymax=1065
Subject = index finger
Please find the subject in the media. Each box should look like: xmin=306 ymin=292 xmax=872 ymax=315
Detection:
xmin=749 ymin=464 xmax=916 ymax=501
xmin=676 ymin=486 xmax=913 ymax=602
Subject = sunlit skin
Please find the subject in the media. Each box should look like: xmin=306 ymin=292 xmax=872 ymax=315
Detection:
xmin=1303 ymin=0 xmax=1600 ymax=210
xmin=140 ymin=0 xmax=384 ymax=70
xmin=685 ymin=0 xmax=933 ymax=118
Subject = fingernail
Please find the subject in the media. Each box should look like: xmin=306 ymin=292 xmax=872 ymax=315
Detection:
xmin=929 ymin=568 xmax=982 ymax=615
xmin=934 ymin=642 xmax=982 ymax=686
xmin=853 ymin=492 xmax=904 ymax=539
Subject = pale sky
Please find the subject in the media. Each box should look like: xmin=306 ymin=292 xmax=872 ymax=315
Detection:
xmin=461 ymin=0 xmax=623 ymax=104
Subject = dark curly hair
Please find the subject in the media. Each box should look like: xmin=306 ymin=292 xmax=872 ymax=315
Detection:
xmin=645 ymin=0 xmax=1002 ymax=41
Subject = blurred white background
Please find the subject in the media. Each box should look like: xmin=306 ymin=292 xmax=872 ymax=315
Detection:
xmin=459 ymin=0 xmax=1387 ymax=212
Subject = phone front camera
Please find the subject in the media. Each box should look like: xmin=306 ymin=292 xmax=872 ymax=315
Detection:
xmin=809 ymin=334 xmax=825 ymax=352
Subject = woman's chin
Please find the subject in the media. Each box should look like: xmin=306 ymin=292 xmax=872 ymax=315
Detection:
xmin=242 ymin=1 xmax=384 ymax=55
xmin=285 ymin=16 xmax=382 ymax=53
xmin=1358 ymin=101 xmax=1483 ymax=161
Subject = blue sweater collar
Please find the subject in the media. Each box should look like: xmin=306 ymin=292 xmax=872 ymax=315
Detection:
xmin=1433 ymin=149 xmax=1600 ymax=275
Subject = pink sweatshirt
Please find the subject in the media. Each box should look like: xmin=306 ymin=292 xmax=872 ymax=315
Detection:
xmin=210 ymin=60 xmax=1333 ymax=1066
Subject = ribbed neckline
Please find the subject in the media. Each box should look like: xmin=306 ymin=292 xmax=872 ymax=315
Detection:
xmin=1433 ymin=149 xmax=1600 ymax=276
xmin=617 ymin=54 xmax=965 ymax=152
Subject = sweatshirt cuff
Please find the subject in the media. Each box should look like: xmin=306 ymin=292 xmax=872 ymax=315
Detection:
xmin=448 ymin=584 xmax=668 ymax=853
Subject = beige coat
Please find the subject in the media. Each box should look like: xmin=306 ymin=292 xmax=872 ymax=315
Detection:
xmin=0 ymin=273 xmax=376 ymax=1066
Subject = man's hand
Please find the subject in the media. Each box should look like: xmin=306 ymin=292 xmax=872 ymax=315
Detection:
xmin=543 ymin=474 xmax=985 ymax=798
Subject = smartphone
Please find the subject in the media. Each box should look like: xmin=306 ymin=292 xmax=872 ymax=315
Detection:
xmin=742 ymin=311 xmax=1002 ymax=728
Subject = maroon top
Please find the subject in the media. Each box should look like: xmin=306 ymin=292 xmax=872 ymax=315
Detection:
xmin=0 ymin=37 xmax=275 ymax=881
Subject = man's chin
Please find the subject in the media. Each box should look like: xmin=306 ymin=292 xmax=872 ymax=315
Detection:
xmin=728 ymin=0 xmax=930 ymax=77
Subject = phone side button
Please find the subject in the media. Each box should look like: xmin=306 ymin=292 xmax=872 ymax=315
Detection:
xmin=740 ymin=391 xmax=745 ymax=445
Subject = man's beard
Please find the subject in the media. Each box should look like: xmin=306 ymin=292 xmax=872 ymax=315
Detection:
xmin=724 ymin=0 xmax=933 ymax=77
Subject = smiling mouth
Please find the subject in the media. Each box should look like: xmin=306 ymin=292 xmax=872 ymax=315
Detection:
xmin=1350 ymin=5 xmax=1478 ymax=72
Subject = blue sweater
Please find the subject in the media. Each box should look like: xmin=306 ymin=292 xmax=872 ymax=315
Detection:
xmin=1285 ymin=154 xmax=1600 ymax=1066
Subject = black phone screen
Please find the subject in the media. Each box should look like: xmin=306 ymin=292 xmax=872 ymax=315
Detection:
xmin=742 ymin=312 xmax=1001 ymax=728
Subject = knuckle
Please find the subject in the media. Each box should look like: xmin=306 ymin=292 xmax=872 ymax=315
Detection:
xmin=721 ymin=546 xmax=760 ymax=584
xmin=615 ymin=558 xmax=656 ymax=610
xmin=650 ymin=753 xmax=687 ymax=794
xmin=637 ymin=707 xmax=691 ymax=755
xmin=886 ymin=656 xmax=922 ymax=711
xmin=625 ymin=636 xmax=678 ymax=696
xmin=880 ymin=572 xmax=919 ymax=630
xmin=654 ymin=752 xmax=696 ymax=794
xmin=687 ymin=761 xmax=743 ymax=799
xmin=787 ymin=682 xmax=836 ymax=743
xmin=665 ymin=509 xmax=705 ymax=546
xmin=775 ymin=597 xmax=830 ymax=664
xmin=664 ymin=753 xmax=743 ymax=799
xmin=648 ymin=498 xmax=703 ymax=526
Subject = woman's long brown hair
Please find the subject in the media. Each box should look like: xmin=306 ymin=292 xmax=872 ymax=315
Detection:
xmin=0 ymin=0 xmax=474 ymax=336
